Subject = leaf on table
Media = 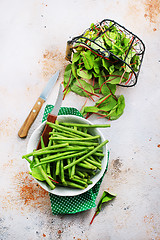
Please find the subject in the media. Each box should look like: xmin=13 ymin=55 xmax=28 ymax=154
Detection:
xmin=106 ymin=95 xmax=125 ymax=120
xmin=90 ymin=191 xmax=116 ymax=224
xmin=99 ymin=96 xmax=117 ymax=112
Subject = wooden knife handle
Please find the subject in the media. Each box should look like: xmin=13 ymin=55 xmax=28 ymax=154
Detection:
xmin=18 ymin=97 xmax=45 ymax=138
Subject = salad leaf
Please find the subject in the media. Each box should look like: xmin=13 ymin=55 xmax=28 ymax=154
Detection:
xmin=63 ymin=20 xmax=141 ymax=120
xmin=106 ymin=95 xmax=125 ymax=120
xmin=107 ymin=71 xmax=129 ymax=84
xmin=77 ymin=68 xmax=92 ymax=80
xmin=93 ymin=57 xmax=101 ymax=74
xmin=81 ymin=51 xmax=94 ymax=70
xmin=90 ymin=191 xmax=116 ymax=224
xmin=71 ymin=63 xmax=77 ymax=78
xmin=71 ymin=78 xmax=94 ymax=98
xmin=72 ymin=52 xmax=81 ymax=63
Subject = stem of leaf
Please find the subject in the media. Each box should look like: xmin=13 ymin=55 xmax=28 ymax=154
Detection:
xmin=90 ymin=211 xmax=98 ymax=225
xmin=96 ymin=93 xmax=112 ymax=107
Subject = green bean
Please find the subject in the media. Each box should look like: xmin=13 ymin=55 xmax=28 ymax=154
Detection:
xmin=77 ymin=162 xmax=97 ymax=170
xmin=65 ymin=181 xmax=85 ymax=189
xmin=87 ymin=180 xmax=93 ymax=184
xmin=93 ymin=152 xmax=104 ymax=157
xmin=69 ymin=177 xmax=88 ymax=187
xmin=40 ymin=136 xmax=45 ymax=148
xmin=49 ymin=125 xmax=82 ymax=138
xmin=41 ymin=150 xmax=77 ymax=162
xmin=76 ymin=167 xmax=96 ymax=175
xmin=57 ymin=140 xmax=98 ymax=146
xmin=86 ymin=157 xmax=102 ymax=169
xmin=40 ymin=136 xmax=48 ymax=173
xmin=49 ymin=135 xmax=100 ymax=142
xmin=26 ymin=146 xmax=90 ymax=157
xmin=56 ymin=160 xmax=60 ymax=176
xmin=70 ymin=157 xmax=76 ymax=179
xmin=22 ymin=143 xmax=69 ymax=158
xmin=23 ymin=156 xmax=32 ymax=163
xmin=33 ymin=149 xmax=90 ymax=168
xmin=60 ymin=160 xmax=67 ymax=185
xmin=59 ymin=122 xmax=111 ymax=128
xmin=67 ymin=158 xmax=72 ymax=178
xmin=63 ymin=139 xmax=108 ymax=170
xmin=75 ymin=170 xmax=85 ymax=179
xmin=75 ymin=176 xmax=88 ymax=183
xmin=49 ymin=131 xmax=81 ymax=139
xmin=47 ymin=121 xmax=92 ymax=138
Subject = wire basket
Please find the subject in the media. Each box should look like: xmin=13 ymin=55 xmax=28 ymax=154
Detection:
xmin=65 ymin=19 xmax=145 ymax=87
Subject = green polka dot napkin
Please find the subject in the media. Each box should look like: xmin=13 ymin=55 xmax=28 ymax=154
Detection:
xmin=42 ymin=105 xmax=109 ymax=215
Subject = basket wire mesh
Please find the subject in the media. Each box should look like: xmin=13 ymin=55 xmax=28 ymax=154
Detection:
xmin=65 ymin=19 xmax=145 ymax=87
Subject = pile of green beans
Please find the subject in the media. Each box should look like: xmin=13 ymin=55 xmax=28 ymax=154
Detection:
xmin=22 ymin=121 xmax=110 ymax=190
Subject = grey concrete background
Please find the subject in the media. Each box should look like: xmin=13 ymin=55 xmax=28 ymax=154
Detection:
xmin=0 ymin=0 xmax=160 ymax=239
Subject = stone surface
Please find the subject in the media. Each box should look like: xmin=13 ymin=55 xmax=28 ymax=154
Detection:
xmin=0 ymin=0 xmax=160 ymax=239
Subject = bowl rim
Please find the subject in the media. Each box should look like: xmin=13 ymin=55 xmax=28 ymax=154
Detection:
xmin=26 ymin=115 xmax=108 ymax=196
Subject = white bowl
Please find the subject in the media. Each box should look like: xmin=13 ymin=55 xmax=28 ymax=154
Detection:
xmin=27 ymin=115 xmax=108 ymax=196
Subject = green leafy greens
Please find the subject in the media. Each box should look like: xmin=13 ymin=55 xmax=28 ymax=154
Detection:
xmin=63 ymin=21 xmax=141 ymax=120
xmin=90 ymin=191 xmax=116 ymax=224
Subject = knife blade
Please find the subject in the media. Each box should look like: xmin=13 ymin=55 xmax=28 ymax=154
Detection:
xmin=36 ymin=83 xmax=63 ymax=149
xmin=18 ymin=71 xmax=60 ymax=138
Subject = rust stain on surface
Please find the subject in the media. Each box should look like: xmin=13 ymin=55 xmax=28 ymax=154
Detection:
xmin=0 ymin=118 xmax=18 ymax=137
xmin=144 ymin=214 xmax=160 ymax=239
xmin=40 ymin=49 xmax=68 ymax=80
xmin=126 ymin=0 xmax=160 ymax=32
xmin=1 ymin=171 xmax=50 ymax=212
xmin=2 ymin=159 xmax=14 ymax=168
xmin=144 ymin=0 xmax=160 ymax=24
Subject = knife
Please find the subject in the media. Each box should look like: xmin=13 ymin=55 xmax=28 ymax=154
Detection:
xmin=36 ymin=83 xmax=63 ymax=149
xmin=18 ymin=71 xmax=60 ymax=138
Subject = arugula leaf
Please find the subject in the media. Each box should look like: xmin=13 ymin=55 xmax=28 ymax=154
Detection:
xmin=90 ymin=191 xmax=116 ymax=224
